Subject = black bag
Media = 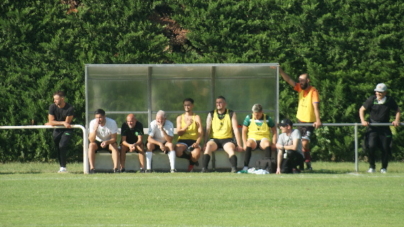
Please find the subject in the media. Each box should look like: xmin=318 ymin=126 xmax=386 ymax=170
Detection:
xmin=255 ymin=158 xmax=272 ymax=172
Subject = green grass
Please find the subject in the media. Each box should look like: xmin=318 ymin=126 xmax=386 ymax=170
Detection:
xmin=1 ymin=162 xmax=404 ymax=227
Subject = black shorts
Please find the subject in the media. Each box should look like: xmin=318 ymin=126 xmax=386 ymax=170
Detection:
xmin=177 ymin=139 xmax=196 ymax=147
xmin=95 ymin=141 xmax=116 ymax=153
xmin=210 ymin=138 xmax=235 ymax=149
xmin=297 ymin=120 xmax=314 ymax=141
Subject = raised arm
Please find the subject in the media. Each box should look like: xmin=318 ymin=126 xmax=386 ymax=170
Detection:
xmin=278 ymin=67 xmax=296 ymax=87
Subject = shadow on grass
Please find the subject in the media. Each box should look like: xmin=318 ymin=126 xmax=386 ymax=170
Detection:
xmin=0 ymin=171 xmax=42 ymax=175
xmin=304 ymin=169 xmax=353 ymax=174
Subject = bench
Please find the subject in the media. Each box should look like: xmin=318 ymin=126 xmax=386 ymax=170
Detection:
xmin=94 ymin=128 xmax=272 ymax=172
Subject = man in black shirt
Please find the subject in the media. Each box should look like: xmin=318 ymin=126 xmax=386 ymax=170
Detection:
xmin=120 ymin=114 xmax=145 ymax=172
xmin=359 ymin=83 xmax=400 ymax=173
xmin=45 ymin=91 xmax=74 ymax=173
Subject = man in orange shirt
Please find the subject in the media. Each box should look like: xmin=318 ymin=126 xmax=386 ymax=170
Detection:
xmin=276 ymin=67 xmax=322 ymax=170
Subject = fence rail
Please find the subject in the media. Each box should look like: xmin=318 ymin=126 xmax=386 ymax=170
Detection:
xmin=1 ymin=123 xmax=401 ymax=173
xmin=0 ymin=125 xmax=89 ymax=173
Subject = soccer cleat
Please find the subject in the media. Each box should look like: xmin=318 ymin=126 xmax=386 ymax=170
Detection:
xmin=292 ymin=168 xmax=301 ymax=174
xmin=231 ymin=167 xmax=237 ymax=173
xmin=170 ymin=169 xmax=177 ymax=173
xmin=187 ymin=165 xmax=194 ymax=172
xmin=200 ymin=168 xmax=208 ymax=173
xmin=89 ymin=169 xmax=96 ymax=174
xmin=58 ymin=167 xmax=67 ymax=173
xmin=367 ymin=168 xmax=376 ymax=173
xmin=194 ymin=161 xmax=199 ymax=167
xmin=113 ymin=168 xmax=120 ymax=173
xmin=305 ymin=167 xmax=313 ymax=171
xmin=380 ymin=168 xmax=387 ymax=173
xmin=120 ymin=168 xmax=126 ymax=173
xmin=145 ymin=169 xmax=152 ymax=173
xmin=139 ymin=168 xmax=145 ymax=173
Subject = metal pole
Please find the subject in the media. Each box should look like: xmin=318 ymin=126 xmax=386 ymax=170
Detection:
xmin=354 ymin=123 xmax=358 ymax=172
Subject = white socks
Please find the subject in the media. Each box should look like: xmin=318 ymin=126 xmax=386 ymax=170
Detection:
xmin=168 ymin=151 xmax=176 ymax=170
xmin=146 ymin=151 xmax=152 ymax=170
xmin=146 ymin=150 xmax=176 ymax=170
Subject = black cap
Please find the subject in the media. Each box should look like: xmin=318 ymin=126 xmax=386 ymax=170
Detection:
xmin=278 ymin=118 xmax=293 ymax=127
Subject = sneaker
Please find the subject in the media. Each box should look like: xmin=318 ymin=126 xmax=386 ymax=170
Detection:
xmin=237 ymin=170 xmax=248 ymax=174
xmin=139 ymin=168 xmax=145 ymax=173
xmin=58 ymin=167 xmax=67 ymax=173
xmin=380 ymin=168 xmax=387 ymax=173
xmin=367 ymin=168 xmax=376 ymax=173
xmin=231 ymin=167 xmax=237 ymax=173
xmin=89 ymin=169 xmax=96 ymax=174
xmin=201 ymin=167 xmax=208 ymax=173
xmin=113 ymin=168 xmax=120 ymax=173
xmin=170 ymin=169 xmax=177 ymax=173
xmin=145 ymin=169 xmax=152 ymax=173
xmin=120 ymin=168 xmax=126 ymax=173
xmin=188 ymin=165 xmax=194 ymax=172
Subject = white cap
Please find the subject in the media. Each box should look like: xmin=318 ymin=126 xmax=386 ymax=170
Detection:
xmin=374 ymin=83 xmax=387 ymax=92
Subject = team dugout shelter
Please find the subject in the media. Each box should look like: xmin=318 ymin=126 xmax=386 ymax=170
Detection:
xmin=85 ymin=64 xmax=280 ymax=134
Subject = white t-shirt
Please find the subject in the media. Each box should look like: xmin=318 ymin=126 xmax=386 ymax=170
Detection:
xmin=148 ymin=120 xmax=174 ymax=143
xmin=89 ymin=117 xmax=118 ymax=142
xmin=277 ymin=129 xmax=303 ymax=157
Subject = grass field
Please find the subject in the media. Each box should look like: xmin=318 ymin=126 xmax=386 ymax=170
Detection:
xmin=1 ymin=162 xmax=404 ymax=227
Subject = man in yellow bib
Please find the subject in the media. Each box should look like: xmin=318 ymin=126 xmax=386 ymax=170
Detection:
xmin=241 ymin=104 xmax=277 ymax=172
xmin=175 ymin=98 xmax=203 ymax=172
xmin=201 ymin=96 xmax=243 ymax=173
xmin=277 ymin=67 xmax=322 ymax=170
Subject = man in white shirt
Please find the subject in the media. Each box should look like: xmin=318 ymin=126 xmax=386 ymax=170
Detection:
xmin=88 ymin=109 xmax=119 ymax=173
xmin=146 ymin=110 xmax=176 ymax=173
xmin=276 ymin=119 xmax=304 ymax=174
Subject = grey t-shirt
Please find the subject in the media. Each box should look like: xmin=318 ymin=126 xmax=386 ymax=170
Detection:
xmin=277 ymin=129 xmax=303 ymax=157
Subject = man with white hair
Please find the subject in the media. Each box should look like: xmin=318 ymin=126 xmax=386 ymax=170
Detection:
xmin=146 ymin=110 xmax=176 ymax=173
xmin=359 ymin=83 xmax=400 ymax=174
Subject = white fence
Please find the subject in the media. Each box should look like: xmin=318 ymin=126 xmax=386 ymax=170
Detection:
xmin=0 ymin=125 xmax=89 ymax=173
xmin=0 ymin=123 xmax=400 ymax=173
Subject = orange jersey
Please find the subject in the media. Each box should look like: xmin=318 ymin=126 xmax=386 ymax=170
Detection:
xmin=294 ymin=84 xmax=320 ymax=122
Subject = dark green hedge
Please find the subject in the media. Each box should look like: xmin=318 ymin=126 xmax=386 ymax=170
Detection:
xmin=1 ymin=0 xmax=403 ymax=162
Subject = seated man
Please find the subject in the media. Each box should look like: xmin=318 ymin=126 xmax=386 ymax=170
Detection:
xmin=175 ymin=98 xmax=203 ymax=172
xmin=201 ymin=96 xmax=243 ymax=173
xmin=120 ymin=114 xmax=145 ymax=173
xmin=146 ymin=110 xmax=176 ymax=173
xmin=88 ymin=109 xmax=120 ymax=173
xmin=276 ymin=119 xmax=304 ymax=174
xmin=241 ymin=104 xmax=277 ymax=172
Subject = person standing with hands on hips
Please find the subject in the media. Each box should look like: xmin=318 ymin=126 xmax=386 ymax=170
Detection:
xmin=359 ymin=83 xmax=400 ymax=174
